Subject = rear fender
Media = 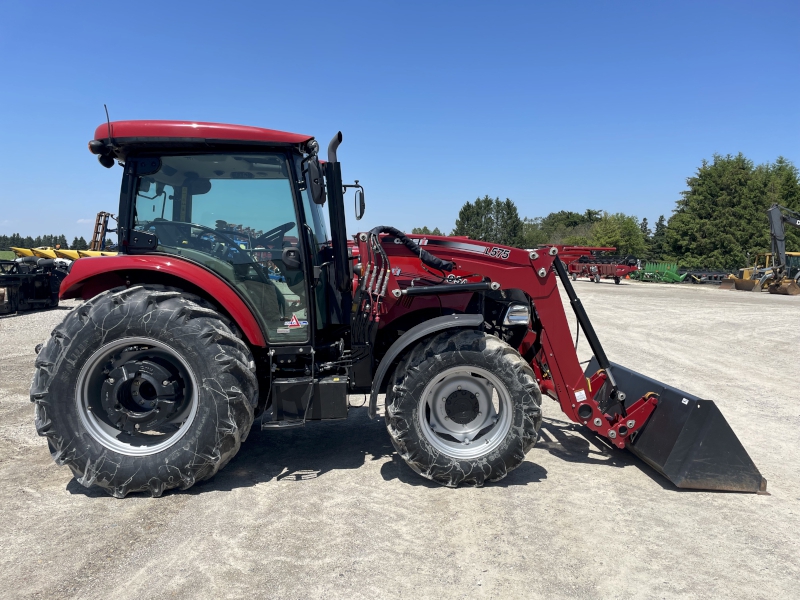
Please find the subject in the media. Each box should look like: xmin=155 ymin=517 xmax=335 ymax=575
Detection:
xmin=60 ymin=255 xmax=266 ymax=346
xmin=367 ymin=314 xmax=484 ymax=419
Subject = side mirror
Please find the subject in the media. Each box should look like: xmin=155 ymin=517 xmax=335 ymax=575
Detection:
xmin=281 ymin=246 xmax=303 ymax=270
xmin=343 ymin=179 xmax=366 ymax=220
xmin=355 ymin=188 xmax=365 ymax=220
xmin=188 ymin=179 xmax=212 ymax=195
xmin=304 ymin=157 xmax=327 ymax=205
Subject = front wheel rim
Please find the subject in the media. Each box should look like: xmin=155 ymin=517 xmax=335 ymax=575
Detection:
xmin=417 ymin=365 xmax=514 ymax=459
xmin=75 ymin=336 xmax=199 ymax=456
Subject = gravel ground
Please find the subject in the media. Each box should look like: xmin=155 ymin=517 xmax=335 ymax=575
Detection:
xmin=0 ymin=282 xmax=798 ymax=599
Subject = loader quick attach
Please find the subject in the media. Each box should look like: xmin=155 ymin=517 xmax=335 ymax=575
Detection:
xmin=30 ymin=119 xmax=766 ymax=497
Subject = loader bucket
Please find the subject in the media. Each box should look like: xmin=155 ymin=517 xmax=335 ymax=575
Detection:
xmin=733 ymin=278 xmax=760 ymax=291
xmin=585 ymin=358 xmax=766 ymax=493
xmin=768 ymin=279 xmax=800 ymax=295
xmin=719 ymin=278 xmax=735 ymax=290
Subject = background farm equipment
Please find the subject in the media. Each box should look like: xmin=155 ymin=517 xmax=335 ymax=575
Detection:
xmin=30 ymin=119 xmax=765 ymax=498
xmin=7 ymin=212 xmax=119 ymax=262
xmin=568 ymin=253 xmax=639 ymax=284
xmin=0 ymin=257 xmax=69 ymax=315
xmin=630 ymin=261 xmax=688 ymax=283
xmin=720 ymin=205 xmax=800 ymax=294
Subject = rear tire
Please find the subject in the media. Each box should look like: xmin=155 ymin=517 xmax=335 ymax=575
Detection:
xmin=594 ymin=274 xmax=601 ymax=283
xmin=31 ymin=285 xmax=257 ymax=497
xmin=614 ymin=276 xmax=621 ymax=285
xmin=384 ymin=330 xmax=541 ymax=487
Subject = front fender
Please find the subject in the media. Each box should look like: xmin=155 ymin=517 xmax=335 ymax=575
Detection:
xmin=60 ymin=255 xmax=266 ymax=346
xmin=368 ymin=313 xmax=484 ymax=419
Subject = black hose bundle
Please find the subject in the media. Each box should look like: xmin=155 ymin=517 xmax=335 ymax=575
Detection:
xmin=369 ymin=225 xmax=454 ymax=272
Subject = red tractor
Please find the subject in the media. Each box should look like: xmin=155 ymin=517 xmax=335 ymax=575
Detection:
xmin=31 ymin=120 xmax=765 ymax=497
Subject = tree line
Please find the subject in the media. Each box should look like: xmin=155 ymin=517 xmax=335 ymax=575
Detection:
xmin=0 ymin=233 xmax=90 ymax=251
xmin=414 ymin=154 xmax=800 ymax=270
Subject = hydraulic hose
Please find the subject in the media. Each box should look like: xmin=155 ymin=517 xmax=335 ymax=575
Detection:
xmin=369 ymin=225 xmax=454 ymax=272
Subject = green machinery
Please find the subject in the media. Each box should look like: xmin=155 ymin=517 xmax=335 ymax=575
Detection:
xmin=630 ymin=261 xmax=688 ymax=283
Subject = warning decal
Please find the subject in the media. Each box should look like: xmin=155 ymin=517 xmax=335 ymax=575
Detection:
xmin=284 ymin=314 xmax=308 ymax=328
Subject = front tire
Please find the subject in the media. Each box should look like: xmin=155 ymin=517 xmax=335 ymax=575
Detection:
xmin=31 ymin=285 xmax=257 ymax=497
xmin=385 ymin=330 xmax=541 ymax=487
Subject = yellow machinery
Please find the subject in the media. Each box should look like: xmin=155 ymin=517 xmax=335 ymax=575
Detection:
xmin=6 ymin=212 xmax=118 ymax=262
xmin=721 ymin=205 xmax=800 ymax=295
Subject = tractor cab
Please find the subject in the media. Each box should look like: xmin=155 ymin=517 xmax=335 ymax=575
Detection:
xmin=88 ymin=121 xmax=358 ymax=353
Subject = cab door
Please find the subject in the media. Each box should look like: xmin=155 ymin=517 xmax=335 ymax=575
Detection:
xmin=132 ymin=152 xmax=312 ymax=343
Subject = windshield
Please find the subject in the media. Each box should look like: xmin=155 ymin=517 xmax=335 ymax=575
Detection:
xmin=133 ymin=153 xmax=309 ymax=342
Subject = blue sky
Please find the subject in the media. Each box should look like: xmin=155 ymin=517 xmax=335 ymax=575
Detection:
xmin=1 ymin=0 xmax=798 ymax=240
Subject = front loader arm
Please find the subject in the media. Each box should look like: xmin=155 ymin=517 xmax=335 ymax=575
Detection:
xmin=357 ymin=234 xmax=765 ymax=492
xmin=394 ymin=244 xmax=657 ymax=448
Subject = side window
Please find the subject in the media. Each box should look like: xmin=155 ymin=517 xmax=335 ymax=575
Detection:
xmin=133 ymin=154 xmax=310 ymax=343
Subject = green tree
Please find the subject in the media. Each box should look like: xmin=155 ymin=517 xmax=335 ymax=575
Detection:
xmin=650 ymin=215 xmax=668 ymax=260
xmin=666 ymin=154 xmax=800 ymax=269
xmin=71 ymin=236 xmax=89 ymax=250
xmin=520 ymin=217 xmax=547 ymax=248
xmin=590 ymin=212 xmax=647 ymax=256
xmin=451 ymin=196 xmax=523 ymax=247
xmin=639 ymin=217 xmax=651 ymax=238
xmin=411 ymin=226 xmax=443 ymax=235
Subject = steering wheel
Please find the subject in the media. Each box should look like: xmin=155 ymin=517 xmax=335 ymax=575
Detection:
xmin=252 ymin=221 xmax=295 ymax=248
xmin=149 ymin=221 xmax=248 ymax=258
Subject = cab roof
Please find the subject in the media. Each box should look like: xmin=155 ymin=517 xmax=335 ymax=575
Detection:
xmin=93 ymin=120 xmax=314 ymax=146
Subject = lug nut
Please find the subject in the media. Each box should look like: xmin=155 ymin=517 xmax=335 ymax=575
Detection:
xmin=162 ymin=380 xmax=170 ymax=386
xmin=107 ymin=378 xmax=115 ymax=385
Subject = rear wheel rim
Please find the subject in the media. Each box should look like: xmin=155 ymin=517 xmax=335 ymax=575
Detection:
xmin=75 ymin=336 xmax=199 ymax=456
xmin=417 ymin=365 xmax=513 ymax=459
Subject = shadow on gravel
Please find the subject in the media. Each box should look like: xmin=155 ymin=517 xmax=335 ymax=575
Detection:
xmin=65 ymin=405 xmax=549 ymax=497
xmin=379 ymin=455 xmax=548 ymax=487
xmin=187 ymin=406 xmax=396 ymax=494
xmin=0 ymin=306 xmax=72 ymax=320
xmin=534 ymin=417 xmax=691 ymax=492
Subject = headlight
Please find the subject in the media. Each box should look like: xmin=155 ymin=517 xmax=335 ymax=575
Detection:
xmin=503 ymin=303 xmax=530 ymax=326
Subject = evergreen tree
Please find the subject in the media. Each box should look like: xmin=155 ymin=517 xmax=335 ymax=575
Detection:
xmin=71 ymin=236 xmax=89 ymax=250
xmin=666 ymin=154 xmax=800 ymax=269
xmin=452 ymin=196 xmax=523 ymax=247
xmin=650 ymin=215 xmax=668 ymax=261
xmin=639 ymin=217 xmax=651 ymax=238
xmin=411 ymin=226 xmax=443 ymax=235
